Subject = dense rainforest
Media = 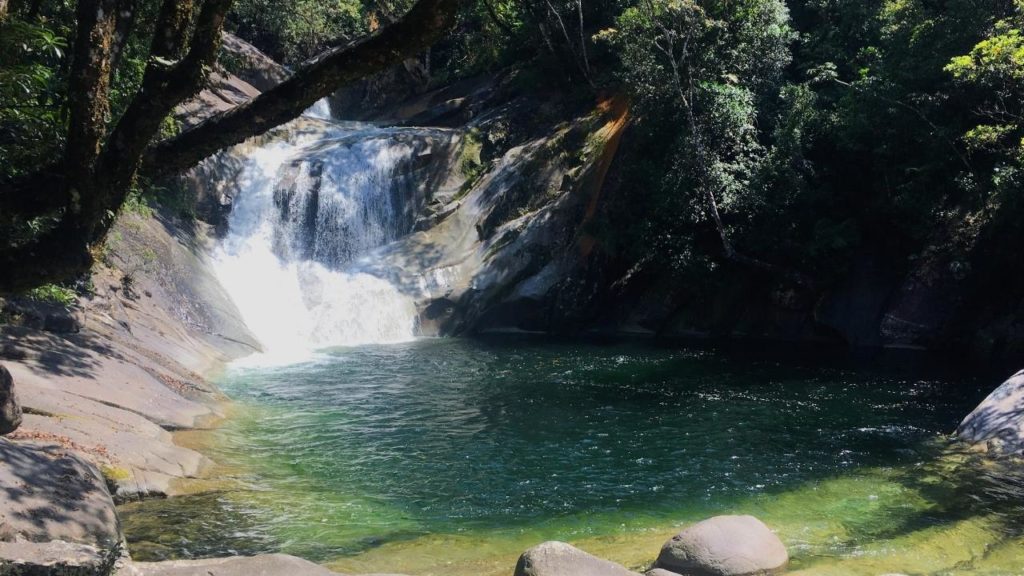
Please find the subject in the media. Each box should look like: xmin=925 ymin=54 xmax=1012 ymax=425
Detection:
xmin=1 ymin=0 xmax=1023 ymax=355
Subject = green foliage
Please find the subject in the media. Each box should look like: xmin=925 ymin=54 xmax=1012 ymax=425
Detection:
xmin=23 ymin=283 xmax=77 ymax=306
xmin=123 ymin=189 xmax=155 ymax=219
xmin=946 ymin=21 xmax=1024 ymax=83
xmin=0 ymin=0 xmax=178 ymax=176
xmin=0 ymin=17 xmax=69 ymax=179
xmin=598 ymin=0 xmax=1024 ymax=295
xmin=946 ymin=3 xmax=1024 ymax=167
xmin=229 ymin=0 xmax=365 ymax=64
xmin=459 ymin=128 xmax=485 ymax=180
xmin=608 ymin=0 xmax=801 ymax=274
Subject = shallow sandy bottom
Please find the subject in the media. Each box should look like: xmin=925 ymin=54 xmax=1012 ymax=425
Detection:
xmin=326 ymin=464 xmax=1024 ymax=576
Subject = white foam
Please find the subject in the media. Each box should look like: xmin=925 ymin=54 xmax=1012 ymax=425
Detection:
xmin=212 ymin=123 xmax=419 ymax=366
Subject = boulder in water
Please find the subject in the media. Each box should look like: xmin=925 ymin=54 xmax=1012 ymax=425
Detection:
xmin=514 ymin=541 xmax=641 ymax=576
xmin=647 ymin=570 xmax=683 ymax=576
xmin=0 ymin=365 xmax=21 ymax=435
xmin=957 ymin=369 xmax=1024 ymax=455
xmin=654 ymin=515 xmax=788 ymax=576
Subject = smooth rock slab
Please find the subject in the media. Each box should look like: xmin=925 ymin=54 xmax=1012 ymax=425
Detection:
xmin=957 ymin=369 xmax=1024 ymax=455
xmin=0 ymin=439 xmax=120 ymax=547
xmin=647 ymin=570 xmax=683 ymax=576
xmin=0 ymin=364 xmax=20 ymax=435
xmin=0 ymin=539 xmax=120 ymax=576
xmin=654 ymin=515 xmax=788 ymax=576
xmin=126 ymin=554 xmax=340 ymax=576
xmin=515 ymin=541 xmax=642 ymax=576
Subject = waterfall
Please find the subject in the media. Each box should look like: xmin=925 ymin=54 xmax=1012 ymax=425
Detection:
xmin=212 ymin=116 xmax=436 ymax=364
xmin=303 ymin=99 xmax=333 ymax=121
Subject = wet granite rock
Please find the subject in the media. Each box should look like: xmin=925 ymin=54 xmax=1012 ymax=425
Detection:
xmin=514 ymin=541 xmax=641 ymax=576
xmin=654 ymin=515 xmax=788 ymax=576
xmin=957 ymin=369 xmax=1024 ymax=455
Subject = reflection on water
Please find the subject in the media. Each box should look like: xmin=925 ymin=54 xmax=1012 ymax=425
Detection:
xmin=120 ymin=338 xmax=1024 ymax=575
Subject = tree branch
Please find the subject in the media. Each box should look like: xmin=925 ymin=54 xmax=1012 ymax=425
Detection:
xmin=143 ymin=0 xmax=464 ymax=178
xmin=97 ymin=0 xmax=232 ymax=220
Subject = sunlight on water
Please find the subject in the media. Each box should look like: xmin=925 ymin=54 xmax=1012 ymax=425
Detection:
xmin=121 ymin=340 xmax=1024 ymax=575
xmin=302 ymin=98 xmax=333 ymax=121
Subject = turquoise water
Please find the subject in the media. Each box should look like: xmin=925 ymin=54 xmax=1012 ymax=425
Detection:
xmin=121 ymin=338 xmax=1024 ymax=574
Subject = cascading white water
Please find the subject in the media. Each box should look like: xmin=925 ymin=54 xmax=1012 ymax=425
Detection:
xmin=303 ymin=99 xmax=333 ymax=121
xmin=212 ymin=112 xmax=426 ymax=364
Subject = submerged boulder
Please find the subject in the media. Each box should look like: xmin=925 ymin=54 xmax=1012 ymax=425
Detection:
xmin=514 ymin=541 xmax=641 ymax=576
xmin=957 ymin=370 xmax=1024 ymax=455
xmin=0 ymin=365 xmax=21 ymax=435
xmin=654 ymin=515 xmax=788 ymax=576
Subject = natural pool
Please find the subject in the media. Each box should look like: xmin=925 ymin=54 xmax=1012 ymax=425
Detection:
xmin=120 ymin=337 xmax=1024 ymax=575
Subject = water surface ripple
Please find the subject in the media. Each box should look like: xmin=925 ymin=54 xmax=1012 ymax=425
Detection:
xmin=121 ymin=338 xmax=1024 ymax=575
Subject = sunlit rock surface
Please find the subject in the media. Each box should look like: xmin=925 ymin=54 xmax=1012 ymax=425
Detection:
xmin=0 ymin=439 xmax=122 ymax=573
xmin=958 ymin=370 xmax=1024 ymax=455
xmin=514 ymin=541 xmax=641 ymax=576
xmin=654 ymin=515 xmax=788 ymax=576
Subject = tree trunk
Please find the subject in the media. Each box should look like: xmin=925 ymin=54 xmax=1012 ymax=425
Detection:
xmin=63 ymin=0 xmax=119 ymax=209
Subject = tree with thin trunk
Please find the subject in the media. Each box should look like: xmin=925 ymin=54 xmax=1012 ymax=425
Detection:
xmin=635 ymin=0 xmax=811 ymax=287
xmin=0 ymin=0 xmax=463 ymax=293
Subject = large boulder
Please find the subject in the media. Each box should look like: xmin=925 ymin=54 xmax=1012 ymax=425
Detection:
xmin=957 ymin=370 xmax=1024 ymax=455
xmin=0 ymin=439 xmax=122 ymax=573
xmin=514 ymin=541 xmax=642 ymax=576
xmin=0 ymin=364 xmax=21 ymax=434
xmin=654 ymin=515 xmax=788 ymax=576
xmin=220 ymin=33 xmax=289 ymax=92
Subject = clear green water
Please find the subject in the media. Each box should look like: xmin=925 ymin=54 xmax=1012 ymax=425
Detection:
xmin=120 ymin=338 xmax=1024 ymax=575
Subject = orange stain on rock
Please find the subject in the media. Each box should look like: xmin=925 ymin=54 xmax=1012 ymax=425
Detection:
xmin=578 ymin=94 xmax=630 ymax=259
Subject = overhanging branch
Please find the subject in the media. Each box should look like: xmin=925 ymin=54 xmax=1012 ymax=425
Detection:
xmin=143 ymin=0 xmax=463 ymax=178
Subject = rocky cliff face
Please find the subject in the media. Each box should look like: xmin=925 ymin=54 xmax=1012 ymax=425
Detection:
xmin=361 ymin=90 xmax=632 ymax=337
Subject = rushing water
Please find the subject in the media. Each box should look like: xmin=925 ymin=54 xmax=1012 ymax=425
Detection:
xmin=121 ymin=340 xmax=1024 ymax=575
xmin=210 ymin=119 xmax=448 ymax=363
